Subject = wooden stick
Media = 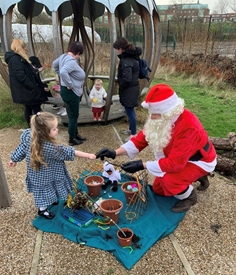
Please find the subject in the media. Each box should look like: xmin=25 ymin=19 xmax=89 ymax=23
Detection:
xmin=109 ymin=218 xmax=127 ymax=237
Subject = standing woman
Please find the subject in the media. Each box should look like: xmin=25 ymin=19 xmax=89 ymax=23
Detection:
xmin=113 ymin=37 xmax=142 ymax=141
xmin=52 ymin=41 xmax=86 ymax=146
xmin=4 ymin=38 xmax=49 ymax=127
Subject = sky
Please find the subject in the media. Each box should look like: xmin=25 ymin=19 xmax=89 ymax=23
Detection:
xmin=155 ymin=0 xmax=217 ymax=13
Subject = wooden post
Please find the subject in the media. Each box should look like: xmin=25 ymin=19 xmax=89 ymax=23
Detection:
xmin=0 ymin=156 xmax=11 ymax=208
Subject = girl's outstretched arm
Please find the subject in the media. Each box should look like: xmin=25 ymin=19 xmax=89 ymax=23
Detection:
xmin=74 ymin=151 xmax=96 ymax=160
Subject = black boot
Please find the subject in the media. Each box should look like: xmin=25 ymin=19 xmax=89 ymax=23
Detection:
xmin=69 ymin=138 xmax=83 ymax=146
xmin=76 ymin=134 xmax=87 ymax=141
xmin=172 ymin=190 xmax=197 ymax=213
xmin=197 ymin=175 xmax=210 ymax=191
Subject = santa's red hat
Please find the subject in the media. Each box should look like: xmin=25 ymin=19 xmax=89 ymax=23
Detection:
xmin=141 ymin=84 xmax=179 ymax=114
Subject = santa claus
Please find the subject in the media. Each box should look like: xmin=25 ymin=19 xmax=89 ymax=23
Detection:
xmin=96 ymin=84 xmax=217 ymax=212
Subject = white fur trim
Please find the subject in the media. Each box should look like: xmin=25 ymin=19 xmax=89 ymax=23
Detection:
xmin=146 ymin=160 xmax=166 ymax=177
xmin=154 ymin=151 xmax=165 ymax=160
xmin=141 ymin=101 xmax=149 ymax=109
xmin=145 ymin=92 xmax=179 ymax=114
xmin=189 ymin=158 xmax=217 ymax=172
xmin=121 ymin=141 xmax=139 ymax=160
xmin=174 ymin=185 xmax=193 ymax=200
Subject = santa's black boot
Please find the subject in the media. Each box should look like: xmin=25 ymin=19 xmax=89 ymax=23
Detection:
xmin=102 ymin=180 xmax=112 ymax=190
xmin=172 ymin=190 xmax=197 ymax=213
xmin=197 ymin=175 xmax=210 ymax=191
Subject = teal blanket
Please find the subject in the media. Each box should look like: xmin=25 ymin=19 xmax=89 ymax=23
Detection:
xmin=33 ymin=175 xmax=185 ymax=270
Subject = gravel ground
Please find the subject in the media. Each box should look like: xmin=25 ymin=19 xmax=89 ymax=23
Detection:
xmin=0 ymin=122 xmax=236 ymax=275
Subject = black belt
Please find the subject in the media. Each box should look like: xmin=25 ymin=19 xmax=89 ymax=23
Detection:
xmin=189 ymin=141 xmax=210 ymax=161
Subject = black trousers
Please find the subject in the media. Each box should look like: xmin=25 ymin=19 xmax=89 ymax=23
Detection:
xmin=24 ymin=104 xmax=41 ymax=127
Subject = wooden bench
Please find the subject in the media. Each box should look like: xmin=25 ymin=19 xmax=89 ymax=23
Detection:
xmin=42 ymin=75 xmax=118 ymax=106
xmin=42 ymin=77 xmax=56 ymax=84
xmin=87 ymin=75 xmax=118 ymax=94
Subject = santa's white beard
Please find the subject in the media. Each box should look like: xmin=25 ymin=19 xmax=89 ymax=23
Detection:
xmin=144 ymin=116 xmax=173 ymax=154
xmin=144 ymin=100 xmax=185 ymax=155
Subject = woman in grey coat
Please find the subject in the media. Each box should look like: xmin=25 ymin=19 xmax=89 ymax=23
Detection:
xmin=52 ymin=41 xmax=87 ymax=146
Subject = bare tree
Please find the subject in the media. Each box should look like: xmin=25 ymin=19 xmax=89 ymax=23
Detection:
xmin=212 ymin=0 xmax=229 ymax=14
xmin=229 ymin=0 xmax=236 ymax=11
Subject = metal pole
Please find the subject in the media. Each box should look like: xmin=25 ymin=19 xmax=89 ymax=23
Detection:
xmin=166 ymin=20 xmax=170 ymax=51
xmin=0 ymin=157 xmax=11 ymax=208
xmin=205 ymin=15 xmax=212 ymax=55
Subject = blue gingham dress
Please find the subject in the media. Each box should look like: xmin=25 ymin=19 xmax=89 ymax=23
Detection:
xmin=10 ymin=129 xmax=75 ymax=207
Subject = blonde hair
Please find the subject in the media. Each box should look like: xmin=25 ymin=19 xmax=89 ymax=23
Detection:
xmin=95 ymin=79 xmax=103 ymax=85
xmin=30 ymin=112 xmax=58 ymax=170
xmin=11 ymin=38 xmax=30 ymax=63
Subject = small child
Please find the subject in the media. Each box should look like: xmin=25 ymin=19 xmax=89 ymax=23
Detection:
xmin=52 ymin=76 xmax=67 ymax=116
xmin=89 ymin=79 xmax=107 ymax=121
xmin=9 ymin=112 xmax=96 ymax=219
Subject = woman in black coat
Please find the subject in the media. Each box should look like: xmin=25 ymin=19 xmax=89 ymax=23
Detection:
xmin=113 ymin=37 xmax=142 ymax=141
xmin=4 ymin=38 xmax=49 ymax=127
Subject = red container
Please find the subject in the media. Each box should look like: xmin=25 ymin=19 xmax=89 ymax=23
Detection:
xmin=121 ymin=181 xmax=139 ymax=204
xmin=117 ymin=228 xmax=134 ymax=247
xmin=99 ymin=199 xmax=123 ymax=225
xmin=84 ymin=175 xmax=104 ymax=197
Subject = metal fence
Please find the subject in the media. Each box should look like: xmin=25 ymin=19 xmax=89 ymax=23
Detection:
xmin=95 ymin=16 xmax=236 ymax=58
xmin=160 ymin=16 xmax=236 ymax=57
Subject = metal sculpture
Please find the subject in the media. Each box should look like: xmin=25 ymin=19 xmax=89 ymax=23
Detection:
xmin=0 ymin=0 xmax=161 ymax=123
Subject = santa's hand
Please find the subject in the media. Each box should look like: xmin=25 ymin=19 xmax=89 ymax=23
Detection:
xmin=96 ymin=148 xmax=116 ymax=160
xmin=121 ymin=160 xmax=144 ymax=173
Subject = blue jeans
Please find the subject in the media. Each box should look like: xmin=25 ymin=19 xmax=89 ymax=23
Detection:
xmin=124 ymin=107 xmax=136 ymax=135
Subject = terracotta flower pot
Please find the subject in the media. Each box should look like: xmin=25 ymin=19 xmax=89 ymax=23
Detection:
xmin=117 ymin=228 xmax=134 ymax=247
xmin=99 ymin=199 xmax=123 ymax=225
xmin=84 ymin=175 xmax=104 ymax=197
xmin=121 ymin=181 xmax=139 ymax=204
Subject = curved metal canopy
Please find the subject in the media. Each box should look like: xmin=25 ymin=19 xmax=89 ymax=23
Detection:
xmin=0 ymin=0 xmax=161 ymax=123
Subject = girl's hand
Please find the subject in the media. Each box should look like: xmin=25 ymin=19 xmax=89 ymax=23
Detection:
xmin=9 ymin=160 xmax=16 ymax=167
xmin=88 ymin=154 xmax=96 ymax=160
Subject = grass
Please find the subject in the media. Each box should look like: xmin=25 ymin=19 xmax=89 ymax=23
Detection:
xmin=148 ymin=68 xmax=236 ymax=138
xmin=0 ymin=79 xmax=26 ymax=128
xmin=1 ymin=67 xmax=236 ymax=138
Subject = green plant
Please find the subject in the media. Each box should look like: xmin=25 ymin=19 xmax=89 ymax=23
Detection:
xmin=107 ymin=267 xmax=114 ymax=275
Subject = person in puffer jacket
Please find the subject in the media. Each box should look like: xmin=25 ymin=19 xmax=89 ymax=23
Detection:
xmin=4 ymin=38 xmax=50 ymax=127
xmin=113 ymin=37 xmax=142 ymax=142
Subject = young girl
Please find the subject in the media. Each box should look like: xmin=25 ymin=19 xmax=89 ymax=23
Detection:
xmin=89 ymin=79 xmax=107 ymax=121
xmin=9 ymin=112 xmax=96 ymax=219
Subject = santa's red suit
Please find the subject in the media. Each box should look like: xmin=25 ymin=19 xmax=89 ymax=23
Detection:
xmin=121 ymin=108 xmax=217 ymax=196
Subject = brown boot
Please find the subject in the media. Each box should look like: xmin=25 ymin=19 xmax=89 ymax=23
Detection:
xmin=172 ymin=190 xmax=197 ymax=213
xmin=197 ymin=175 xmax=209 ymax=191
